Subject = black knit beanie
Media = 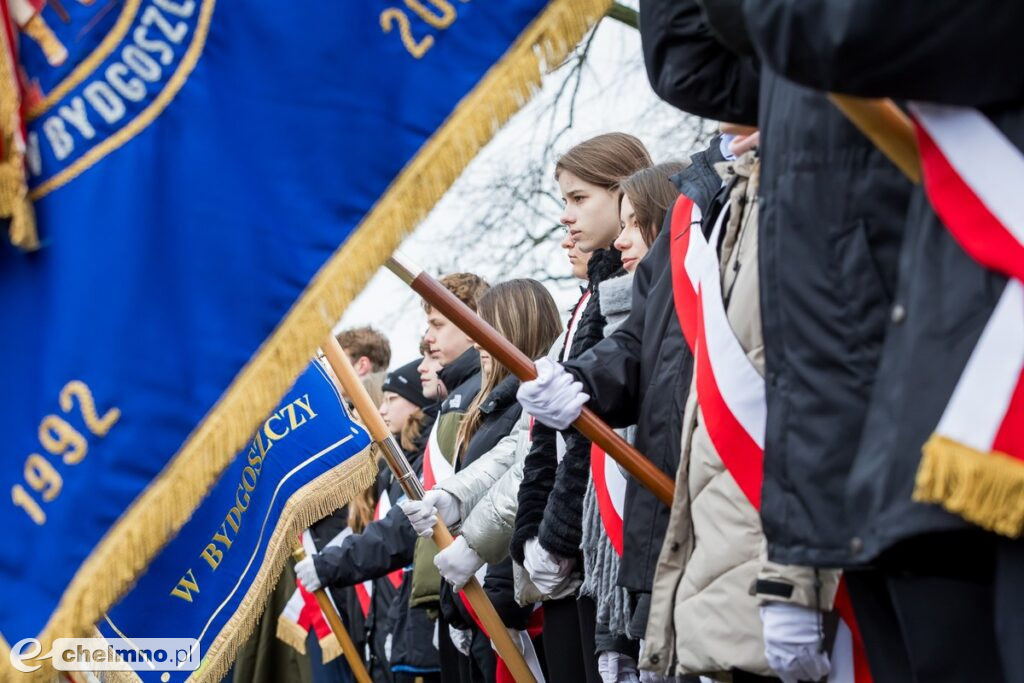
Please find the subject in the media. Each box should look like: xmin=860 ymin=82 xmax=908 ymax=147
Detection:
xmin=381 ymin=359 xmax=432 ymax=409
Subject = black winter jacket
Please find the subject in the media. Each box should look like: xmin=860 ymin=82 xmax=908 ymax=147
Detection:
xmin=557 ymin=153 xmax=722 ymax=598
xmin=640 ymin=0 xmax=760 ymax=126
xmin=538 ymin=251 xmax=625 ymax=559
xmin=739 ymin=0 xmax=1022 ymax=561
xmin=654 ymin=0 xmax=912 ymax=567
xmin=510 ymin=249 xmax=622 ymax=564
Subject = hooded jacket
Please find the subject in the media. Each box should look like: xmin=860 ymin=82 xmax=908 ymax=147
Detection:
xmin=738 ymin=0 xmax=1023 ymax=560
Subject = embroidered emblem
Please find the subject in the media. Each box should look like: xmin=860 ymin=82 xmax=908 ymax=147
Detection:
xmin=19 ymin=0 xmax=213 ymax=197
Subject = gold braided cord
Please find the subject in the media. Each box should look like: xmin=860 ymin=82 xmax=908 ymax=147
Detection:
xmin=915 ymin=434 xmax=1024 ymax=538
xmin=1 ymin=0 xmax=613 ymax=677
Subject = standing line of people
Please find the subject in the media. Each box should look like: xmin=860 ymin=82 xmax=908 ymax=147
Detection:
xmin=294 ymin=2 xmax=1024 ymax=681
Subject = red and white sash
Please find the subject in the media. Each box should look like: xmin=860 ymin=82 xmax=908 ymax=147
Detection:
xmin=591 ymin=443 xmax=626 ymax=555
xmin=354 ymin=489 xmax=405 ymax=617
xmin=459 ymin=583 xmax=546 ymax=683
xmin=277 ymin=529 xmax=349 ymax=662
xmin=909 ymin=104 xmax=1024 ymax=536
xmin=670 ymin=197 xmax=766 ymax=508
xmin=422 ymin=417 xmax=457 ymax=491
xmin=668 ymin=196 xmax=871 ymax=682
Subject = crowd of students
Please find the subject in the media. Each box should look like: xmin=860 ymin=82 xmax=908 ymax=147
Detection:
xmin=289 ymin=0 xmax=1024 ymax=681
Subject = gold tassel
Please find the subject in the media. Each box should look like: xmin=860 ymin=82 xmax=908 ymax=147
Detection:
xmin=17 ymin=0 xmax=614 ymax=676
xmin=914 ymin=434 xmax=1024 ymax=538
xmin=0 ymin=6 xmax=39 ymax=252
xmin=318 ymin=633 xmax=343 ymax=664
xmin=276 ymin=616 xmax=309 ymax=655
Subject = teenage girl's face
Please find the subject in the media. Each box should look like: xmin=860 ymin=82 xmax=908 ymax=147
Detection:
xmin=558 ymin=170 xmax=620 ymax=254
xmin=475 ymin=343 xmax=492 ymax=377
xmin=560 ymin=229 xmax=592 ymax=280
xmin=417 ymin=353 xmax=444 ymax=401
xmin=378 ymin=391 xmax=418 ymax=435
xmin=614 ymin=195 xmax=650 ymax=274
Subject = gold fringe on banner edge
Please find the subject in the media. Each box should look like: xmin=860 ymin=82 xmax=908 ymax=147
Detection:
xmin=0 ymin=0 xmax=614 ymax=677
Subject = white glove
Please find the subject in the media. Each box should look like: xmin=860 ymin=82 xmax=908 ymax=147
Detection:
xmin=434 ymin=536 xmax=485 ymax=590
xmin=398 ymin=498 xmax=438 ymax=538
xmin=598 ymin=651 xmax=640 ymax=683
xmin=522 ymin=537 xmax=575 ymax=595
xmin=760 ymin=602 xmax=831 ymax=683
xmin=517 ymin=358 xmax=589 ymax=430
xmin=423 ymin=488 xmax=461 ymax=526
xmin=294 ymin=556 xmax=322 ymax=592
xmin=449 ymin=625 xmax=472 ymax=657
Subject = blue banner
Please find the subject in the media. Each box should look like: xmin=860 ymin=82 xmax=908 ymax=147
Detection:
xmin=96 ymin=361 xmax=371 ymax=682
xmin=0 ymin=0 xmax=606 ymax=669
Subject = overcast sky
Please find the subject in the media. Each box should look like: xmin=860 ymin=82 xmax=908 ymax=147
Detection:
xmin=337 ymin=7 xmax=709 ymax=368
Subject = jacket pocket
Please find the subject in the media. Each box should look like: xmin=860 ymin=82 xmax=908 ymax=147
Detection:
xmin=829 ymin=218 xmax=891 ymax=365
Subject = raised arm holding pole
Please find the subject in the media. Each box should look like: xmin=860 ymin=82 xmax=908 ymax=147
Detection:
xmin=320 ymin=335 xmax=538 ymax=683
xmin=385 ymin=253 xmax=676 ymax=507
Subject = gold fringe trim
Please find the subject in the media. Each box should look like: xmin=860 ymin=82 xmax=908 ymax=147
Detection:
xmin=914 ymin=434 xmax=1024 ymax=537
xmin=0 ymin=5 xmax=38 ymax=251
xmin=276 ymin=616 xmax=309 ymax=655
xmin=10 ymin=0 xmax=612 ymax=677
xmin=189 ymin=448 xmax=377 ymax=683
xmin=318 ymin=633 xmax=343 ymax=665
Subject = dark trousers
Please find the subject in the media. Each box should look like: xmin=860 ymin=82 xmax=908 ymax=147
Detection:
xmin=576 ymin=595 xmax=602 ymax=683
xmin=541 ymin=596 xmax=598 ymax=682
xmin=847 ymin=531 xmax=1024 ymax=683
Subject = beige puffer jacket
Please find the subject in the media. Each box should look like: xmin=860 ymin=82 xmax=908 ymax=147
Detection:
xmin=436 ymin=410 xmax=531 ymax=563
xmin=641 ymin=153 xmax=839 ymax=679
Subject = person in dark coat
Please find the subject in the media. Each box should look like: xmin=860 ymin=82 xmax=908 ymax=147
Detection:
xmin=299 ymin=360 xmax=439 ymax=682
xmin=733 ymin=1 xmax=1024 ymax=680
xmin=641 ymin=0 xmax=909 ymax=672
xmin=510 ymin=134 xmax=653 ymax=683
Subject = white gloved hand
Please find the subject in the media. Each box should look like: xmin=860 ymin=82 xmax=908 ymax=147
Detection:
xmin=522 ymin=537 xmax=575 ymax=595
xmin=434 ymin=536 xmax=485 ymax=590
xmin=516 ymin=358 xmax=589 ymax=430
xmin=398 ymin=498 xmax=438 ymax=538
xmin=423 ymin=488 xmax=461 ymax=526
xmin=294 ymin=556 xmax=322 ymax=592
xmin=760 ymin=602 xmax=831 ymax=683
xmin=598 ymin=651 xmax=640 ymax=683
xmin=449 ymin=625 xmax=472 ymax=657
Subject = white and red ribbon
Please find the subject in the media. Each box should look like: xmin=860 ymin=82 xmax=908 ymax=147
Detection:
xmin=422 ymin=417 xmax=457 ymax=491
xmin=278 ymin=529 xmax=349 ymax=661
xmin=910 ymin=104 xmax=1024 ymax=467
xmin=590 ymin=443 xmax=626 ymax=555
xmin=354 ymin=489 xmax=405 ymax=618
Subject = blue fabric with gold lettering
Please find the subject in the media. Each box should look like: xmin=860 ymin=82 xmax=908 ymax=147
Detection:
xmin=0 ymin=0 xmax=551 ymax=649
xmin=97 ymin=361 xmax=369 ymax=681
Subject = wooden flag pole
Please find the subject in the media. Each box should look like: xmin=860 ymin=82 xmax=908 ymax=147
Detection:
xmin=386 ymin=254 xmax=675 ymax=507
xmin=291 ymin=547 xmax=373 ymax=683
xmin=321 ymin=336 xmax=537 ymax=683
xmin=828 ymin=94 xmax=922 ymax=183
